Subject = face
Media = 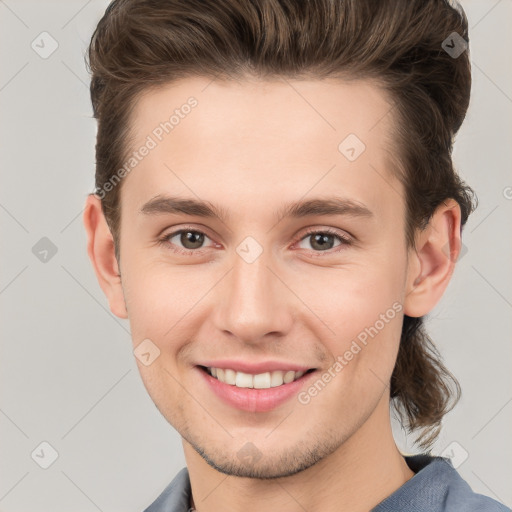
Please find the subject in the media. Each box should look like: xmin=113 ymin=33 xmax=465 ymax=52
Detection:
xmin=117 ymin=76 xmax=411 ymax=478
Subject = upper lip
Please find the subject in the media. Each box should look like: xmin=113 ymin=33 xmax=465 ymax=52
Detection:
xmin=198 ymin=360 xmax=315 ymax=374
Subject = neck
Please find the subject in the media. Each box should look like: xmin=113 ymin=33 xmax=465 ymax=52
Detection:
xmin=184 ymin=395 xmax=414 ymax=512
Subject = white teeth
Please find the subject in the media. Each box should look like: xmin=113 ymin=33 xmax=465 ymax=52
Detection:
xmin=224 ymin=369 xmax=236 ymax=385
xmin=270 ymin=371 xmax=284 ymax=387
xmin=235 ymin=372 xmax=253 ymax=388
xmin=253 ymin=372 xmax=271 ymax=389
xmin=283 ymin=371 xmax=295 ymax=384
xmin=207 ymin=367 xmax=308 ymax=388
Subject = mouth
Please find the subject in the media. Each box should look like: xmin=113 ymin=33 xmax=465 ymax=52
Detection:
xmin=198 ymin=365 xmax=316 ymax=389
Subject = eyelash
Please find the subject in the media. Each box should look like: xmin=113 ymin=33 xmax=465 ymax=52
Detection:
xmin=157 ymin=225 xmax=353 ymax=256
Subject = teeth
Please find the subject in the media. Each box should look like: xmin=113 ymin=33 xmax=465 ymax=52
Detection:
xmin=253 ymin=372 xmax=271 ymax=389
xmin=270 ymin=371 xmax=284 ymax=387
xmin=224 ymin=369 xmax=236 ymax=385
xmin=235 ymin=371 xmax=253 ymax=388
xmin=283 ymin=370 xmax=295 ymax=384
xmin=207 ymin=367 xmax=308 ymax=388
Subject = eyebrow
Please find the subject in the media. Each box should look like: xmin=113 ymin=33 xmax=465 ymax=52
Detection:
xmin=139 ymin=195 xmax=374 ymax=222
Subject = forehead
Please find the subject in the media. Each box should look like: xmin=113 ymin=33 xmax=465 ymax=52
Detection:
xmin=122 ymin=75 xmax=401 ymax=221
xmin=130 ymin=75 xmax=394 ymax=152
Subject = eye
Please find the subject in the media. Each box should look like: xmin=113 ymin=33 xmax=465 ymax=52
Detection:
xmin=158 ymin=227 xmax=216 ymax=254
xmin=158 ymin=226 xmax=352 ymax=256
xmin=295 ymin=228 xmax=352 ymax=253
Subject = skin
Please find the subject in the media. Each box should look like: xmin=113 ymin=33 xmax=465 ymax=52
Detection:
xmin=84 ymin=76 xmax=461 ymax=512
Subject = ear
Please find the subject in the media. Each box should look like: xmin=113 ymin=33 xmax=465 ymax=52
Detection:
xmin=403 ymin=198 xmax=462 ymax=317
xmin=83 ymin=194 xmax=128 ymax=319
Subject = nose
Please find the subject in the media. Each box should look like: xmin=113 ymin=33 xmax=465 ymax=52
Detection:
xmin=212 ymin=248 xmax=295 ymax=344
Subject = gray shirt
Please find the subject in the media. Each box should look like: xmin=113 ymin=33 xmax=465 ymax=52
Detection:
xmin=143 ymin=454 xmax=510 ymax=512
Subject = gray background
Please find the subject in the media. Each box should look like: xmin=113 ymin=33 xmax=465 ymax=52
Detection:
xmin=0 ymin=0 xmax=511 ymax=510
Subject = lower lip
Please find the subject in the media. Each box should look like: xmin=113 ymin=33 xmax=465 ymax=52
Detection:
xmin=197 ymin=367 xmax=316 ymax=413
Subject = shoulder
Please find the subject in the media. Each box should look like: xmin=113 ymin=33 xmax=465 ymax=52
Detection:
xmin=373 ymin=455 xmax=510 ymax=512
xmin=431 ymin=456 xmax=510 ymax=512
xmin=143 ymin=467 xmax=191 ymax=512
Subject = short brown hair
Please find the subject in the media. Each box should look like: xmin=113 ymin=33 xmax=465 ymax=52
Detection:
xmin=87 ymin=0 xmax=476 ymax=449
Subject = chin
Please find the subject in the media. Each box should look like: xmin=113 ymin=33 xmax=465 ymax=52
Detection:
xmin=184 ymin=429 xmax=344 ymax=480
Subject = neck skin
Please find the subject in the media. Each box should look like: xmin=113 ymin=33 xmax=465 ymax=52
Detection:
xmin=183 ymin=393 xmax=415 ymax=512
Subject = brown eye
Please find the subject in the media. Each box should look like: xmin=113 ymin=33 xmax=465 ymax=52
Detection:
xmin=178 ymin=231 xmax=205 ymax=249
xmin=296 ymin=229 xmax=352 ymax=253
xmin=308 ymin=233 xmax=337 ymax=251
xmin=160 ymin=229 xmax=214 ymax=253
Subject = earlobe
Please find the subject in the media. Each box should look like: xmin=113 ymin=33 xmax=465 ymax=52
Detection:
xmin=83 ymin=194 xmax=128 ymax=319
xmin=403 ymin=199 xmax=462 ymax=318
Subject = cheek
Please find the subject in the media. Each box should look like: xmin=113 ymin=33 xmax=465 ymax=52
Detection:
xmin=297 ymin=292 xmax=404 ymax=418
xmin=296 ymin=255 xmax=406 ymax=341
xmin=123 ymin=275 xmax=171 ymax=342
xmin=120 ymin=258 xmax=217 ymax=352
xmin=291 ymin=251 xmax=407 ymax=382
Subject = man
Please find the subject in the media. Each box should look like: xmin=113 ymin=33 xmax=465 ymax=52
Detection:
xmin=83 ymin=0 xmax=509 ymax=510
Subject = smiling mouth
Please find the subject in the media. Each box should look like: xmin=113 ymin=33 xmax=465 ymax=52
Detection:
xmin=198 ymin=366 xmax=316 ymax=389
